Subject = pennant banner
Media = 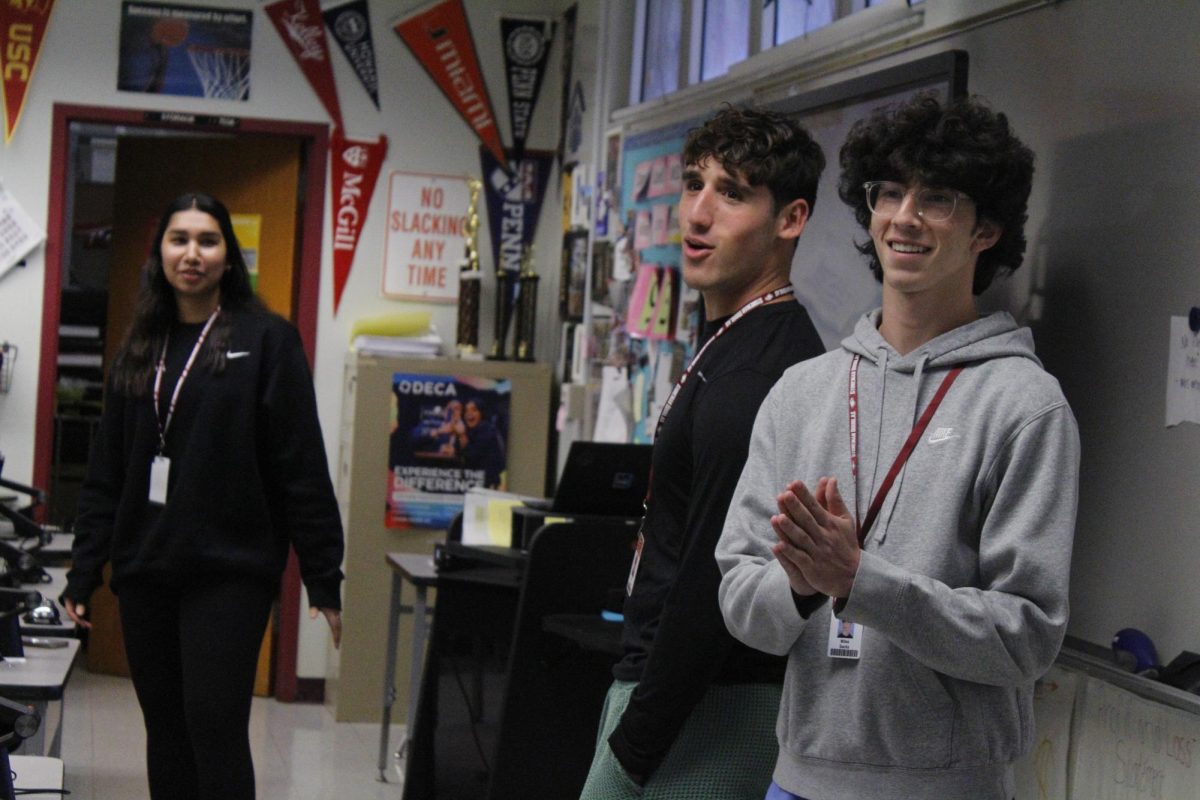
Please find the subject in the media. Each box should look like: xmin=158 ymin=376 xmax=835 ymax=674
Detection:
xmin=323 ymin=0 xmax=379 ymax=109
xmin=0 ymin=0 xmax=55 ymax=144
xmin=330 ymin=130 xmax=388 ymax=314
xmin=556 ymin=4 xmax=576 ymax=161
xmin=500 ymin=16 xmax=552 ymax=166
xmin=264 ymin=0 xmax=343 ymax=129
xmin=479 ymin=146 xmax=554 ymax=276
xmin=394 ymin=0 xmax=507 ymax=171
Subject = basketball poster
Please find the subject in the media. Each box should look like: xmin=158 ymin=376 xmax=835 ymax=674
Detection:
xmin=117 ymin=2 xmax=253 ymax=101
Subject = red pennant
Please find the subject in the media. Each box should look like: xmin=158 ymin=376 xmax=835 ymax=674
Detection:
xmin=330 ymin=130 xmax=388 ymax=314
xmin=0 ymin=0 xmax=55 ymax=144
xmin=264 ymin=0 xmax=343 ymax=130
xmin=394 ymin=0 xmax=507 ymax=171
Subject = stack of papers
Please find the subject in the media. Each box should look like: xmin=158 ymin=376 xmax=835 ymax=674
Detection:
xmin=352 ymin=331 xmax=443 ymax=357
xmin=461 ymin=488 xmax=544 ymax=547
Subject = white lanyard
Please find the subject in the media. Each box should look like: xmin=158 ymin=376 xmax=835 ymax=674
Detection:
xmin=153 ymin=306 xmax=220 ymax=454
xmin=653 ymin=284 xmax=794 ymax=439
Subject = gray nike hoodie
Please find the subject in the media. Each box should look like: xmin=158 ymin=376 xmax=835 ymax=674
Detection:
xmin=717 ymin=309 xmax=1080 ymax=800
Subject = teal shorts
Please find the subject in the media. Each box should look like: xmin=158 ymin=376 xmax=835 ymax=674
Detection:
xmin=578 ymin=680 xmax=782 ymax=800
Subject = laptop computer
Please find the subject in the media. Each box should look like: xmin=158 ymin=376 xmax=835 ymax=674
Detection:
xmin=532 ymin=441 xmax=653 ymax=518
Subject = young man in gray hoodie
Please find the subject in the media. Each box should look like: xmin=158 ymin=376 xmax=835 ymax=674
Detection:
xmin=716 ymin=94 xmax=1080 ymax=800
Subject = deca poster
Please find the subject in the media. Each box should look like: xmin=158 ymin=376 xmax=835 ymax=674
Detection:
xmin=386 ymin=372 xmax=510 ymax=529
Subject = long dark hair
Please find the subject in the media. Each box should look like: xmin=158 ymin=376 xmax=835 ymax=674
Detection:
xmin=110 ymin=192 xmax=267 ymax=395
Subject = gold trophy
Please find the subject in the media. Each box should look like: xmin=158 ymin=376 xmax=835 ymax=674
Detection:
xmin=514 ymin=244 xmax=540 ymax=362
xmin=456 ymin=177 xmax=483 ymax=358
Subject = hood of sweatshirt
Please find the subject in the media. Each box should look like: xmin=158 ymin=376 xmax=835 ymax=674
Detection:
xmin=842 ymin=309 xmax=1041 ymax=372
xmin=838 ymin=309 xmax=1044 ymax=546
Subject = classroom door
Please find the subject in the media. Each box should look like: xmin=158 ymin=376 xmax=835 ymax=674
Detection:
xmin=87 ymin=134 xmax=303 ymax=695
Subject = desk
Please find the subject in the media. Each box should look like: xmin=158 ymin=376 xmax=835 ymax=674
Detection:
xmin=542 ymin=614 xmax=623 ymax=658
xmin=403 ymin=521 xmax=637 ymax=800
xmin=0 ymin=530 xmax=74 ymax=567
xmin=8 ymin=755 xmax=64 ymax=798
xmin=24 ymin=532 xmax=74 ymax=567
xmin=377 ymin=551 xmax=438 ymax=782
xmin=0 ymin=637 xmax=79 ymax=757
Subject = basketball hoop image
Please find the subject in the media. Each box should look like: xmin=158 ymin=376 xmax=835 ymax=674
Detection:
xmin=187 ymin=44 xmax=251 ymax=101
xmin=119 ymin=8 xmax=253 ymax=101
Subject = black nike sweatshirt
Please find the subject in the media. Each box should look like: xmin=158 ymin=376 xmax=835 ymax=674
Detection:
xmin=64 ymin=310 xmax=344 ymax=609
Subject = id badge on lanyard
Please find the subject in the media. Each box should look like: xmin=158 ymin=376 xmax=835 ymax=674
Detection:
xmin=148 ymin=455 xmax=170 ymax=505
xmin=150 ymin=306 xmax=220 ymax=505
xmin=827 ymin=614 xmax=864 ymax=659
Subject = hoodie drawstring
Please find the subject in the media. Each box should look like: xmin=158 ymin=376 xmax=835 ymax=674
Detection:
xmin=873 ymin=351 xmax=930 ymax=545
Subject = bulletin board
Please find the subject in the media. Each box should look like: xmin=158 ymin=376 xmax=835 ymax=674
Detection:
xmin=600 ymin=51 xmax=968 ymax=444
xmin=616 ymin=119 xmax=700 ymax=442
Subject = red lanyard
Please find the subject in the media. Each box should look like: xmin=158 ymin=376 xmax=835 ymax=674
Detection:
xmin=848 ymin=354 xmax=963 ymax=543
xmin=153 ymin=307 xmax=220 ymax=454
xmin=654 ymin=284 xmax=794 ymax=440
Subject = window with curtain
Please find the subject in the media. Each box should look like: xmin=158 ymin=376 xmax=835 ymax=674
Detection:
xmin=701 ymin=0 xmax=750 ymax=80
xmin=635 ymin=0 xmax=892 ymax=103
xmin=642 ymin=0 xmax=684 ymax=101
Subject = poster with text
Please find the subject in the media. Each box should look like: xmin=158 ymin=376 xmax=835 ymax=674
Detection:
xmin=118 ymin=2 xmax=252 ymax=100
xmin=382 ymin=171 xmax=470 ymax=302
xmin=386 ymin=373 xmax=511 ymax=529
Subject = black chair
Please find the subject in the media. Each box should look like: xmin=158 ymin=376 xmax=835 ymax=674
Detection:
xmin=487 ymin=519 xmax=637 ymax=800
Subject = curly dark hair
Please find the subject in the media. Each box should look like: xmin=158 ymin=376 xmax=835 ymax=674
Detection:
xmin=684 ymin=105 xmax=826 ymax=214
xmin=111 ymin=192 xmax=267 ymax=396
xmin=837 ymin=92 xmax=1034 ymax=294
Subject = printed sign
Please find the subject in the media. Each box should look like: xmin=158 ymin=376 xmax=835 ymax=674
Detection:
xmin=386 ymin=372 xmax=511 ymax=528
xmin=382 ymin=171 xmax=470 ymax=303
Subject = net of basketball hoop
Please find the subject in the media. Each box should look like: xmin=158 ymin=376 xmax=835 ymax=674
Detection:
xmin=187 ymin=45 xmax=250 ymax=101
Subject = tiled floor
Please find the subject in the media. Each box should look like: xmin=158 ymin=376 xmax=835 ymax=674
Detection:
xmin=53 ymin=666 xmax=407 ymax=800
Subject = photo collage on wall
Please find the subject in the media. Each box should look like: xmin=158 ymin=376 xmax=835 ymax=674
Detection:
xmin=581 ymin=120 xmax=703 ymax=443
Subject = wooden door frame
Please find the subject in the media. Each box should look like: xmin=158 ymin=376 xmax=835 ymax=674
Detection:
xmin=39 ymin=103 xmax=329 ymax=702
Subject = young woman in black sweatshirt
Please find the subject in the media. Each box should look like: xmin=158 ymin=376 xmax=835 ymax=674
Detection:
xmin=63 ymin=192 xmax=344 ymax=800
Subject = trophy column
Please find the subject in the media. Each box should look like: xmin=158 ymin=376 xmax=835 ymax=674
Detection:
xmin=514 ymin=245 xmax=539 ymax=362
xmin=455 ymin=177 xmax=483 ymax=358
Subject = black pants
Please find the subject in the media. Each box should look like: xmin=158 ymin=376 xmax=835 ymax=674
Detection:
xmin=118 ymin=576 xmax=275 ymax=800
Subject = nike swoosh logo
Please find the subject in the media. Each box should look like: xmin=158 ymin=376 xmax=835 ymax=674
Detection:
xmin=928 ymin=432 xmax=959 ymax=444
xmin=227 ymin=351 xmax=251 ymax=359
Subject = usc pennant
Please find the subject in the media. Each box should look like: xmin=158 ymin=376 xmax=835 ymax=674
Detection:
xmin=0 ymin=0 xmax=55 ymax=144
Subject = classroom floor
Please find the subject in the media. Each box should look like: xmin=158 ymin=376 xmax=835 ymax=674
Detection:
xmin=50 ymin=665 xmax=408 ymax=800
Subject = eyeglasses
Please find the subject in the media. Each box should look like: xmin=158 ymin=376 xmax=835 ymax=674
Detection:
xmin=862 ymin=181 xmax=969 ymax=223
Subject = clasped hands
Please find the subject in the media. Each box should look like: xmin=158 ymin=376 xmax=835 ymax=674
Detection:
xmin=771 ymin=477 xmax=860 ymax=599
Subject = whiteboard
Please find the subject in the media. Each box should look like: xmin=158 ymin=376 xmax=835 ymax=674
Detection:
xmin=1015 ymin=666 xmax=1080 ymax=800
xmin=1071 ymin=676 xmax=1200 ymax=800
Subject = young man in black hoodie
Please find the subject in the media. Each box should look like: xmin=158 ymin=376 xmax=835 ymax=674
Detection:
xmin=579 ymin=107 xmax=826 ymax=799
